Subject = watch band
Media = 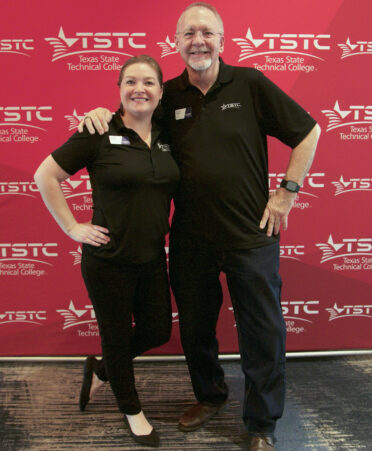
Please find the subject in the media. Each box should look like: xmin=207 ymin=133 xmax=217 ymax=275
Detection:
xmin=280 ymin=179 xmax=300 ymax=193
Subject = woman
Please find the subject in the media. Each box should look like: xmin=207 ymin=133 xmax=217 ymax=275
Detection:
xmin=34 ymin=55 xmax=180 ymax=447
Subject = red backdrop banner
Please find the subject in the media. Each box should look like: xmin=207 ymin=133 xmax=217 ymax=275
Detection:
xmin=1 ymin=0 xmax=371 ymax=356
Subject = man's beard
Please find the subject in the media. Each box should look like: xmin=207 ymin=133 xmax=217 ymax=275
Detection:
xmin=188 ymin=57 xmax=212 ymax=71
xmin=187 ymin=48 xmax=213 ymax=71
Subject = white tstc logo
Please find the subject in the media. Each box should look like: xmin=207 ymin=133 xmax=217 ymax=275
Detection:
xmin=332 ymin=176 xmax=372 ymax=196
xmin=338 ymin=37 xmax=372 ymax=59
xmin=281 ymin=301 xmax=319 ymax=322
xmin=56 ymin=300 xmax=96 ymax=329
xmin=45 ymin=27 xmax=146 ymax=61
xmin=321 ymin=101 xmax=372 ymax=132
xmin=229 ymin=301 xmax=319 ymax=326
xmin=326 ymin=303 xmax=372 ymax=320
xmin=233 ymin=28 xmax=330 ymax=61
xmin=316 ymin=235 xmax=372 ymax=263
xmin=280 ymin=245 xmax=305 ymax=260
xmin=64 ymin=109 xmax=85 ymax=130
xmin=157 ymin=36 xmax=177 ymax=58
xmin=0 ymin=106 xmax=52 ymax=130
xmin=64 ymin=109 xmax=115 ymax=130
xmin=269 ymin=173 xmax=325 ymax=197
xmin=0 ymin=311 xmax=47 ymax=325
xmin=0 ymin=243 xmax=58 ymax=263
xmin=61 ymin=176 xmax=92 ymax=197
xmin=69 ymin=246 xmax=82 ymax=266
xmin=0 ymin=181 xmax=39 ymax=198
xmin=0 ymin=39 xmax=34 ymax=55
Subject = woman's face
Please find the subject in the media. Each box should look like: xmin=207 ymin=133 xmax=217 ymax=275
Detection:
xmin=119 ymin=62 xmax=163 ymax=119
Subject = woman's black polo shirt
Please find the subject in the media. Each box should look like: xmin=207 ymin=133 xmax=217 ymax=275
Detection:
xmin=163 ymin=59 xmax=317 ymax=250
xmin=52 ymin=111 xmax=180 ymax=264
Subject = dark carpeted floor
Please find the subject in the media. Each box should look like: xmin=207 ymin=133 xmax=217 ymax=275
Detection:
xmin=0 ymin=355 xmax=371 ymax=450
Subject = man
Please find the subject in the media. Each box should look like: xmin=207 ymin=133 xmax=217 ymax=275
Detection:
xmin=79 ymin=3 xmax=320 ymax=449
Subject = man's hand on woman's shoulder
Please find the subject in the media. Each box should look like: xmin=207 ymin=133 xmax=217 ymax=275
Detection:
xmin=78 ymin=108 xmax=113 ymax=135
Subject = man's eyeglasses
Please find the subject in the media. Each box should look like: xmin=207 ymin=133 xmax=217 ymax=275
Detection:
xmin=176 ymin=30 xmax=223 ymax=40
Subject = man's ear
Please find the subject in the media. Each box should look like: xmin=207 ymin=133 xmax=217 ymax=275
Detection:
xmin=174 ymin=34 xmax=180 ymax=51
xmin=219 ymin=35 xmax=225 ymax=54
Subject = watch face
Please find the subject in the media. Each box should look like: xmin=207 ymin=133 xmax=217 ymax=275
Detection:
xmin=281 ymin=180 xmax=300 ymax=192
xmin=286 ymin=181 xmax=298 ymax=191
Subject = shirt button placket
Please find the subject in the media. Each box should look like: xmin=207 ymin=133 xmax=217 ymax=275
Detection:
xmin=150 ymin=148 xmax=159 ymax=178
xmin=200 ymin=94 xmax=206 ymax=118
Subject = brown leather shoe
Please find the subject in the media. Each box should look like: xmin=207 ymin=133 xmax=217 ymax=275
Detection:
xmin=178 ymin=401 xmax=226 ymax=432
xmin=250 ymin=436 xmax=275 ymax=450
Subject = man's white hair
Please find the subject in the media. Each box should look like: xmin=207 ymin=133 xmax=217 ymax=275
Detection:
xmin=176 ymin=2 xmax=224 ymax=34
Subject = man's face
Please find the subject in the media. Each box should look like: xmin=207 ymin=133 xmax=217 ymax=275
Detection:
xmin=175 ymin=7 xmax=224 ymax=72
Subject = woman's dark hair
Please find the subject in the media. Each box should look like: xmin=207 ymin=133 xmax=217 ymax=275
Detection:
xmin=117 ymin=54 xmax=163 ymax=87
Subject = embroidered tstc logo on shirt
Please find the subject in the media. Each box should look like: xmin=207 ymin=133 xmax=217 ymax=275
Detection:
xmin=157 ymin=143 xmax=171 ymax=152
xmin=221 ymin=102 xmax=242 ymax=111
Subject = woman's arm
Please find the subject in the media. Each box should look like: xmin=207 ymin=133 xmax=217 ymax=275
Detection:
xmin=34 ymin=155 xmax=110 ymax=246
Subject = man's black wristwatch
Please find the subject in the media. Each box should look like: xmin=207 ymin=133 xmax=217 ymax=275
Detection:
xmin=280 ymin=179 xmax=300 ymax=193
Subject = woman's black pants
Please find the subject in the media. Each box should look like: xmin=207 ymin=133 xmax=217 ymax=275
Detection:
xmin=81 ymin=249 xmax=172 ymax=415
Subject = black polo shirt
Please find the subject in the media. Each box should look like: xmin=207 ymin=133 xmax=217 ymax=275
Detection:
xmin=162 ymin=59 xmax=317 ymax=250
xmin=52 ymin=111 xmax=180 ymax=264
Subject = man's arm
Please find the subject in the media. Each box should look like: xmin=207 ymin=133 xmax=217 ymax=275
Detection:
xmin=78 ymin=108 xmax=113 ymax=135
xmin=260 ymin=123 xmax=321 ymax=237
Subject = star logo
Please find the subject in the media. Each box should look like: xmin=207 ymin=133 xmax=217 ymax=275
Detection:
xmin=245 ymin=28 xmax=266 ymax=48
xmin=157 ymin=36 xmax=178 ymax=58
xmin=58 ymin=27 xmax=79 ymax=47
xmin=345 ymin=37 xmax=358 ymax=51
xmin=316 ymin=234 xmax=344 ymax=263
xmin=321 ymin=100 xmax=352 ymax=131
xmin=69 ymin=246 xmax=82 ymax=266
xmin=326 ymin=303 xmax=345 ymax=321
xmin=338 ymin=37 xmax=371 ymax=59
xmin=327 ymin=235 xmax=344 ymax=252
xmin=331 ymin=175 xmax=351 ymax=196
xmin=232 ymin=28 xmax=266 ymax=61
xmin=45 ymin=27 xmax=79 ymax=61
xmin=64 ymin=109 xmax=86 ymax=131
xmin=333 ymin=101 xmax=351 ymax=119
xmin=56 ymin=300 xmax=95 ymax=329
xmin=60 ymin=177 xmax=91 ymax=199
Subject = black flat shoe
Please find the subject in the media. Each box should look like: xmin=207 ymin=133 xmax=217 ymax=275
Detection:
xmin=123 ymin=416 xmax=160 ymax=447
xmin=79 ymin=355 xmax=97 ymax=411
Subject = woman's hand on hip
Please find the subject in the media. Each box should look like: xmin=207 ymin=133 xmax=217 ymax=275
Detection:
xmin=67 ymin=222 xmax=110 ymax=246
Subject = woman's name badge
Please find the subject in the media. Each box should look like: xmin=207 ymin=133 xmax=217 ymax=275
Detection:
xmin=109 ymin=136 xmax=130 ymax=145
xmin=175 ymin=107 xmax=192 ymax=120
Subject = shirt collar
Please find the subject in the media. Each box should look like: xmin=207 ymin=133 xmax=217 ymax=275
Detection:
xmin=178 ymin=58 xmax=234 ymax=91
xmin=111 ymin=109 xmax=161 ymax=143
xmin=112 ymin=109 xmax=126 ymax=131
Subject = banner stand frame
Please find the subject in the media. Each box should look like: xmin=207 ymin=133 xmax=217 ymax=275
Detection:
xmin=0 ymin=349 xmax=371 ymax=362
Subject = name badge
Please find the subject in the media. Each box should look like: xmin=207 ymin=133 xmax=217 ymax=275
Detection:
xmin=109 ymin=135 xmax=130 ymax=145
xmin=175 ymin=107 xmax=192 ymax=120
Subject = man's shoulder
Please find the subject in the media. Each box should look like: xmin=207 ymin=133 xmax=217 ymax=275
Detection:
xmin=163 ymin=65 xmax=261 ymax=91
xmin=110 ymin=111 xmax=125 ymax=131
xmin=164 ymin=73 xmax=184 ymax=93
xmin=227 ymin=63 xmax=262 ymax=81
